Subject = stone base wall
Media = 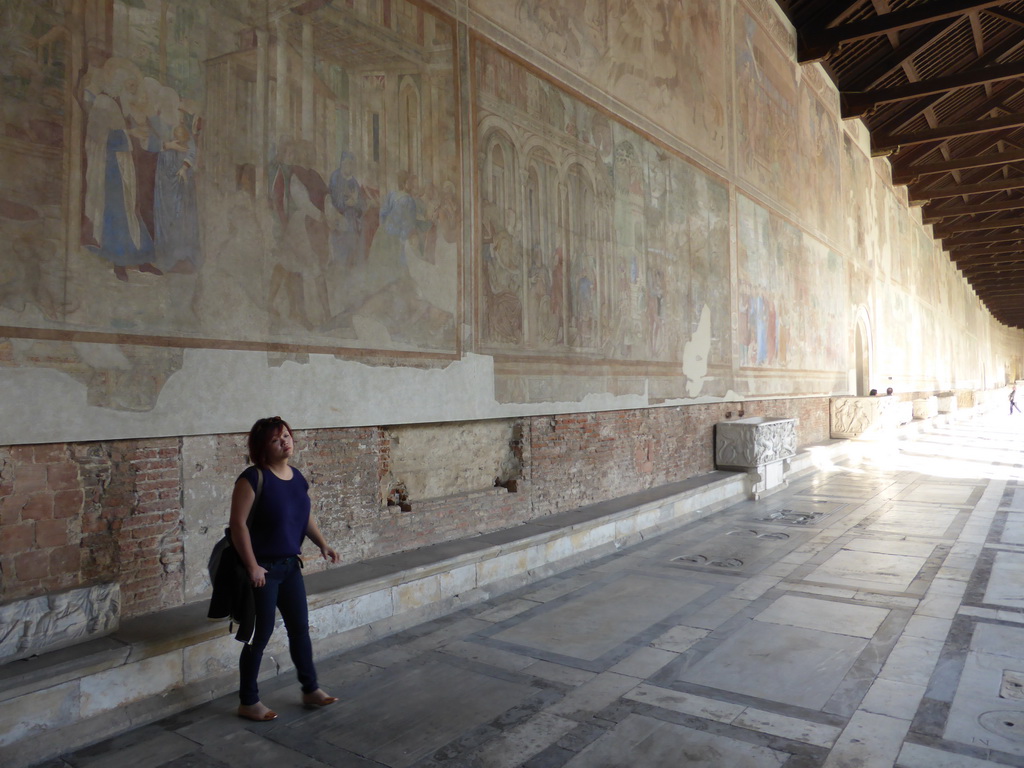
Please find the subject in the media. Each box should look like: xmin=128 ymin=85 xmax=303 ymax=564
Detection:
xmin=0 ymin=398 xmax=831 ymax=621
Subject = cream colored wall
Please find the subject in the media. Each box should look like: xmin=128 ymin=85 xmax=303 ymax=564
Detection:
xmin=0 ymin=0 xmax=1019 ymax=446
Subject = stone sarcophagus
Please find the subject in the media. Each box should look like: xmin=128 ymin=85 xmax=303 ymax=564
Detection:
xmin=830 ymin=395 xmax=901 ymax=438
xmin=715 ymin=417 xmax=797 ymax=498
xmin=0 ymin=583 xmax=120 ymax=664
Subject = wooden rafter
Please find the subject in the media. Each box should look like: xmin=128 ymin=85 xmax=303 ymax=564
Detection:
xmin=798 ymin=0 xmax=1006 ymax=62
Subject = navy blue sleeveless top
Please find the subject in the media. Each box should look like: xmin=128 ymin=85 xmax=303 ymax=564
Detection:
xmin=239 ymin=466 xmax=311 ymax=560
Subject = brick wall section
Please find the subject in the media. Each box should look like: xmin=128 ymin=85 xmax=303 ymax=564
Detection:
xmin=0 ymin=440 xmax=184 ymax=617
xmin=74 ymin=439 xmax=184 ymax=616
xmin=0 ymin=444 xmax=84 ymax=599
xmin=0 ymin=398 xmax=830 ymax=617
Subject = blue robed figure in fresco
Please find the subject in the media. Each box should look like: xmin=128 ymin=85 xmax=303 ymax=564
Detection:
xmin=327 ymin=151 xmax=368 ymax=269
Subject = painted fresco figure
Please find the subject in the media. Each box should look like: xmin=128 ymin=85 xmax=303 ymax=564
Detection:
xmin=150 ymin=85 xmax=201 ymax=274
xmin=82 ymin=58 xmax=160 ymax=281
xmin=268 ymin=139 xmax=331 ymax=329
xmin=327 ymin=151 xmax=368 ymax=269
xmin=481 ymin=201 xmax=523 ymax=344
xmin=364 ymin=170 xmax=430 ymax=293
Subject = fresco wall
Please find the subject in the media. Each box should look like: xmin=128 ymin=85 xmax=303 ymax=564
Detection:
xmin=0 ymin=0 xmax=1020 ymax=446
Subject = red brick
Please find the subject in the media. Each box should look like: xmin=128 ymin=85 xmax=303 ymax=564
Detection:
xmin=21 ymin=492 xmax=54 ymax=521
xmin=36 ymin=519 xmax=70 ymax=548
xmin=53 ymin=489 xmax=84 ymax=518
xmin=0 ymin=522 xmax=35 ymax=554
xmin=14 ymin=550 xmax=50 ymax=581
xmin=31 ymin=444 xmax=67 ymax=463
xmin=15 ymin=465 xmax=47 ymax=494
xmin=46 ymin=464 xmax=81 ymax=489
xmin=48 ymin=544 xmax=81 ymax=575
xmin=130 ymin=524 xmax=173 ymax=539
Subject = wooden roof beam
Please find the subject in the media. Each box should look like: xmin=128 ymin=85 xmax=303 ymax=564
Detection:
xmin=923 ymin=195 xmax=1024 ymax=222
xmin=880 ymin=112 xmax=1024 ymax=159
xmin=893 ymin=147 xmax=1024 ymax=183
xmin=871 ymin=37 xmax=1024 ymax=140
xmin=912 ymin=174 xmax=1024 ymax=204
xmin=937 ymin=217 xmax=1024 ymax=237
xmin=949 ymin=242 xmax=1024 ymax=257
xmin=942 ymin=229 xmax=1024 ymax=245
xmin=798 ymin=0 xmax=1006 ymax=62
xmin=987 ymin=7 xmax=1024 ymax=27
xmin=844 ymin=58 xmax=1024 ymax=118
xmin=840 ymin=20 xmax=959 ymax=92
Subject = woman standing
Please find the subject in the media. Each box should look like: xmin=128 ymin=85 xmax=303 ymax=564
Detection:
xmin=231 ymin=416 xmax=339 ymax=721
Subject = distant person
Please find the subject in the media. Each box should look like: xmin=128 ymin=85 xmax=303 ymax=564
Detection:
xmin=1012 ymin=385 xmax=1021 ymax=415
xmin=886 ymin=387 xmax=894 ymax=396
xmin=869 ymin=389 xmax=878 ymax=396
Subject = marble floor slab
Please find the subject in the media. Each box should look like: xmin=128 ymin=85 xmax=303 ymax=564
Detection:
xmin=754 ymin=594 xmax=890 ymax=638
xmin=493 ymin=574 xmax=712 ymax=660
xmin=563 ymin=713 xmax=789 ymax=768
xmin=316 ymin=658 xmax=536 ymax=768
xmin=898 ymin=483 xmax=977 ymax=505
xmin=999 ymin=512 xmax=1024 ymax=544
xmin=677 ymin=620 xmax=868 ymax=709
xmin=862 ymin=505 xmax=962 ymax=537
xmin=981 ymin=550 xmax=1024 ymax=609
xmin=805 ymin=548 xmax=928 ymax=592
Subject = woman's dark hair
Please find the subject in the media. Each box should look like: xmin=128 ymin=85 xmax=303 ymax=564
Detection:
xmin=247 ymin=416 xmax=293 ymax=468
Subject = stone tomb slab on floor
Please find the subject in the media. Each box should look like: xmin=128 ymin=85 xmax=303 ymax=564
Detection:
xmin=896 ymin=482 xmax=979 ymax=506
xmin=492 ymin=573 xmax=713 ymax=662
xmin=676 ymin=598 xmax=876 ymax=710
xmin=862 ymin=503 xmax=963 ymax=538
xmin=315 ymin=657 xmax=536 ymax=768
xmin=803 ymin=540 xmax=932 ymax=593
xmin=943 ymin=622 xmax=1024 ymax=758
xmin=982 ymin=550 xmax=1024 ymax=610
xmin=750 ymin=496 xmax=849 ymax=527
xmin=668 ymin=525 xmax=810 ymax=574
xmin=563 ymin=713 xmax=789 ymax=768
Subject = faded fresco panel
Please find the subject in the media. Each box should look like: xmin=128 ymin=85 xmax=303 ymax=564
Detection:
xmin=798 ymin=90 xmax=841 ymax=245
xmin=840 ymin=132 xmax=871 ymax=261
xmin=474 ymin=41 xmax=732 ymax=401
xmin=735 ymin=7 xmax=799 ymax=212
xmin=470 ymin=0 xmax=729 ymax=167
xmin=5 ymin=0 xmax=461 ymax=348
xmin=737 ymin=195 xmax=846 ymax=374
xmin=0 ymin=0 xmax=464 ymax=413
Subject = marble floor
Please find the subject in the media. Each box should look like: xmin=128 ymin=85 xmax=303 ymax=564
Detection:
xmin=30 ymin=412 xmax=1024 ymax=767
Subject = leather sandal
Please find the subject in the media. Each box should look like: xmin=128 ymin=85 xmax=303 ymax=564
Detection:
xmin=237 ymin=704 xmax=278 ymax=722
xmin=302 ymin=691 xmax=339 ymax=709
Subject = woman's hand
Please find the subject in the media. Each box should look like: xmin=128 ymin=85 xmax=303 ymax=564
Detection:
xmin=248 ymin=564 xmax=268 ymax=588
xmin=320 ymin=545 xmax=340 ymax=564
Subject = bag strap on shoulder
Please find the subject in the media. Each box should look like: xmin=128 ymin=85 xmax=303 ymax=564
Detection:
xmin=246 ymin=467 xmax=264 ymax=527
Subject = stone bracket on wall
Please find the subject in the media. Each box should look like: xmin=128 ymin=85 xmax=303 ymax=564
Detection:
xmin=714 ymin=417 xmax=798 ymax=500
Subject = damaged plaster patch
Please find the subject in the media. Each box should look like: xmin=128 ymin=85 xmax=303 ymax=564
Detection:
xmin=682 ymin=304 xmax=711 ymax=397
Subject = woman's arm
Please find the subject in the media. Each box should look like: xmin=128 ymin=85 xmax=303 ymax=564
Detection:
xmin=305 ymin=515 xmax=340 ymax=563
xmin=229 ymin=476 xmax=267 ymax=587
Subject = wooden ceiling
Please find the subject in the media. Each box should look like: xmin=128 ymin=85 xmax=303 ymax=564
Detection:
xmin=774 ymin=0 xmax=1024 ymax=328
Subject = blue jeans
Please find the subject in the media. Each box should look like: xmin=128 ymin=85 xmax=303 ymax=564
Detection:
xmin=238 ymin=556 xmax=318 ymax=705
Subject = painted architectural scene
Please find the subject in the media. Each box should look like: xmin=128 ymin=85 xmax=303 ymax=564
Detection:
xmin=471 ymin=0 xmax=730 ymax=167
xmin=475 ymin=42 xmax=731 ymax=400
